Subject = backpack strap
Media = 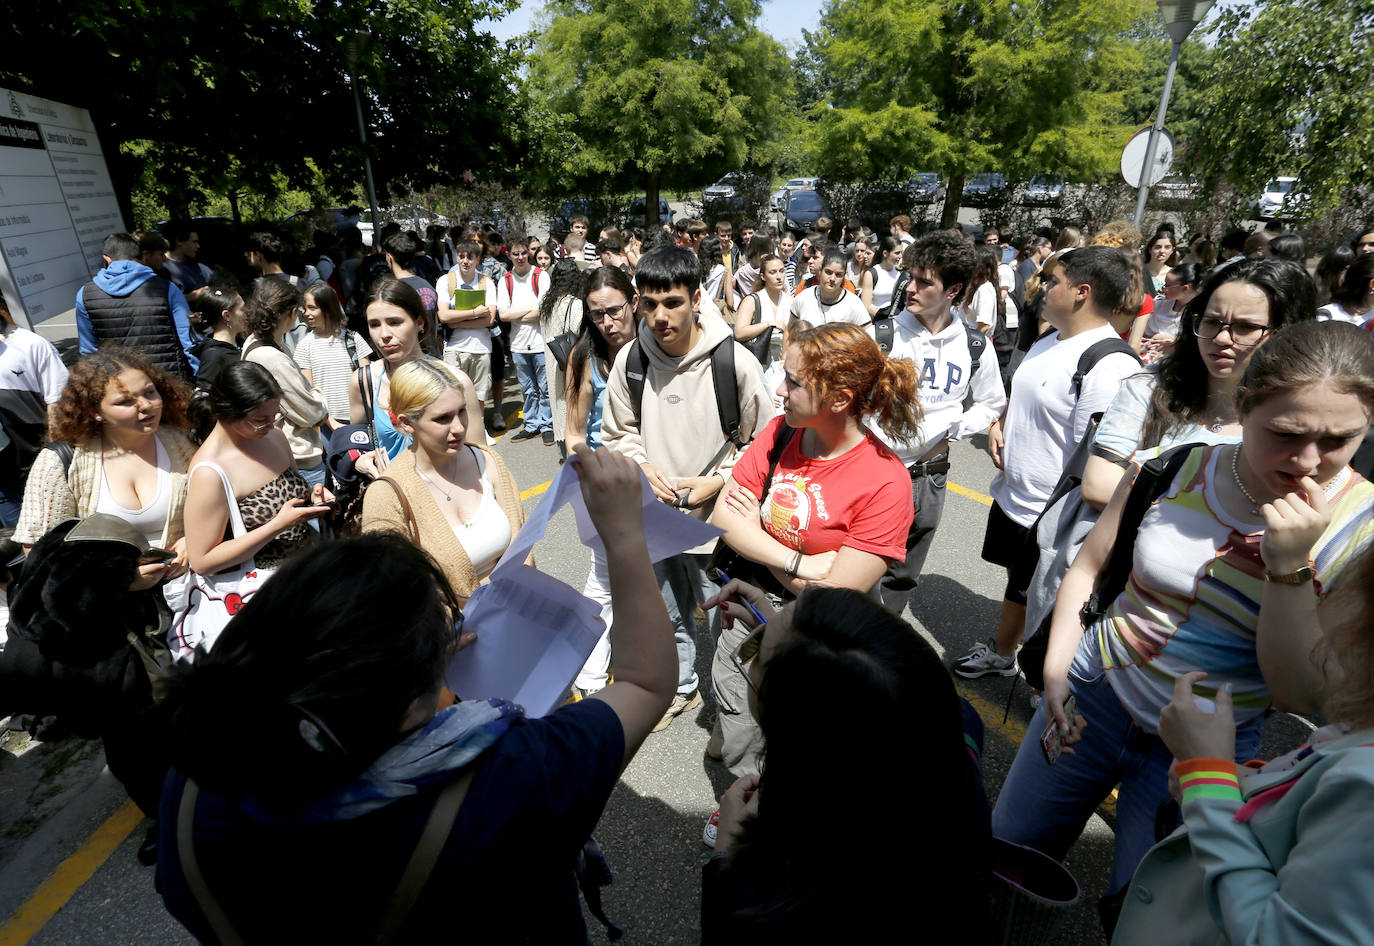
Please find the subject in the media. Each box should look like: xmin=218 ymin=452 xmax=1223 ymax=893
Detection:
xmin=358 ymin=363 xmax=379 ymax=455
xmin=710 ymin=337 xmax=742 ymax=449
xmin=1071 ymin=337 xmax=1140 ymax=400
xmin=504 ymin=272 xmax=514 ymax=301
xmin=626 ymin=339 xmax=649 ymax=422
xmin=963 ymin=324 xmax=987 ymax=377
xmin=532 ymin=269 xmax=540 ymax=295
xmin=42 ymin=440 xmax=76 ymax=475
xmin=372 ymin=766 xmax=479 ymax=943
xmin=1082 ymin=443 xmax=1199 ymax=625
xmin=627 ymin=336 xmax=744 ymax=476
xmin=177 ymin=767 xmax=479 ymax=946
xmin=872 ymin=316 xmax=895 ymax=354
xmin=343 ymin=329 xmax=359 ymax=370
xmin=762 ymin=424 xmax=798 ymax=497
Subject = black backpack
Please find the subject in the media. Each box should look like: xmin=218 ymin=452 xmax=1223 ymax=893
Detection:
xmin=625 ymin=335 xmax=745 ymax=473
xmin=871 ymin=315 xmax=988 ymax=378
xmin=1019 ymin=442 xmax=1194 ymax=691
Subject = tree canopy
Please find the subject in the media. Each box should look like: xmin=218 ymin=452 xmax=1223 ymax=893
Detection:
xmin=803 ymin=0 xmax=1152 ymax=225
xmin=525 ymin=0 xmax=791 ymax=223
xmin=4 ymin=0 xmax=525 ymax=222
xmin=1184 ymin=0 xmax=1372 ymax=222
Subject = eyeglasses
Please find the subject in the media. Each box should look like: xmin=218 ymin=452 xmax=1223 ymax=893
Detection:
xmin=729 ymin=622 xmax=767 ymax=695
xmin=246 ymin=411 xmax=283 ymax=432
xmin=1191 ymin=314 xmax=1271 ymax=347
xmin=509 ymin=249 xmax=529 ymax=257
xmin=587 ymin=301 xmax=628 ymax=323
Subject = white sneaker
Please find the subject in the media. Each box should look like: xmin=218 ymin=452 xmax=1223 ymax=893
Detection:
xmin=953 ymin=640 xmax=1018 ymax=679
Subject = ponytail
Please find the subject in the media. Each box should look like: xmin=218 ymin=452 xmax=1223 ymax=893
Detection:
xmin=789 ymin=323 xmax=922 ymax=442
xmin=869 ymin=356 xmax=920 ymax=443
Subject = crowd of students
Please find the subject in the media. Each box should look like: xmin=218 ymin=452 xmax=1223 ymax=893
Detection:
xmin=2 ymin=210 xmax=1374 ymax=944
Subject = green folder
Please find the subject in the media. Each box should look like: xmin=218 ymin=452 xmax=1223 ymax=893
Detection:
xmin=452 ymin=288 xmax=488 ymax=309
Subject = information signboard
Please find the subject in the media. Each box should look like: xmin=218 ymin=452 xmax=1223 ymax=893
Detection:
xmin=0 ymin=87 xmax=125 ymax=328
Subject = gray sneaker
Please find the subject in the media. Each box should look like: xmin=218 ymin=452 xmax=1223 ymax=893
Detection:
xmin=652 ymin=690 xmax=702 ymax=733
xmin=953 ymin=640 xmax=1018 ymax=679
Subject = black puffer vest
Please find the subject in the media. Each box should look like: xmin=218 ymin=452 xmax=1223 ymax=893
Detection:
xmin=80 ymin=275 xmax=192 ymax=381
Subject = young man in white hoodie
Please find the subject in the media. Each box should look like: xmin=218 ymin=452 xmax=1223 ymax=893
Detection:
xmin=602 ymin=247 xmax=775 ymax=732
xmin=869 ymin=231 xmax=1007 ymax=615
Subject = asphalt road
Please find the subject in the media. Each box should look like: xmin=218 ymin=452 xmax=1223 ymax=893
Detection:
xmin=0 ymin=369 xmax=1316 ymax=946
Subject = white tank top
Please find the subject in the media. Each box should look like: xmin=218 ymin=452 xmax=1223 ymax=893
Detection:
xmin=96 ymin=437 xmax=172 ymax=546
xmin=752 ymin=290 xmax=793 ymax=366
xmin=452 ymin=449 xmax=511 ymax=576
xmin=870 ymin=265 xmax=899 ymax=310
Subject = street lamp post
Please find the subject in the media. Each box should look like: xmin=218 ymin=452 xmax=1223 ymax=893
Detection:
xmin=343 ymin=32 xmax=382 ymax=242
xmin=1133 ymin=0 xmax=1215 ymax=227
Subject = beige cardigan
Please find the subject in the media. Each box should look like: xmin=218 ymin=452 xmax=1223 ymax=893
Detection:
xmin=14 ymin=428 xmax=197 ymax=546
xmin=360 ymin=446 xmax=527 ymax=600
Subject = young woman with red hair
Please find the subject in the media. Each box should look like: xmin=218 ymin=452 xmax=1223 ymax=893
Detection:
xmin=706 ymin=322 xmax=919 ymax=776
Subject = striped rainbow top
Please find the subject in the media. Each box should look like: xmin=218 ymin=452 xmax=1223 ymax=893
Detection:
xmin=1082 ymin=444 xmax=1374 ymax=733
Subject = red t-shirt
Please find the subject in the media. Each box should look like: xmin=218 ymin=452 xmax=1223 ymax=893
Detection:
xmin=731 ymin=416 xmax=913 ymax=560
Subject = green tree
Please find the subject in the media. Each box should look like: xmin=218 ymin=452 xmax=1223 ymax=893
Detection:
xmin=804 ymin=0 xmax=1152 ymax=227
xmin=1184 ymin=0 xmax=1373 ymax=222
xmin=4 ymin=0 xmax=524 ymax=223
xmin=525 ymin=0 xmax=792 ymax=225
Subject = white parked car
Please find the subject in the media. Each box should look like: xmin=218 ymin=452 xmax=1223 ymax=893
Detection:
xmin=1254 ymin=177 xmax=1302 ymax=220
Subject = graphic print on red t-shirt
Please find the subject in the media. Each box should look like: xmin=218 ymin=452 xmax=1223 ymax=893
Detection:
xmin=762 ymin=474 xmax=817 ymax=546
xmin=731 ymin=416 xmax=914 ymax=560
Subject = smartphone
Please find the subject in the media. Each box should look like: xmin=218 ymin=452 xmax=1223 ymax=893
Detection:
xmin=1039 ymin=694 xmax=1078 ymax=766
xmin=137 ymin=547 xmax=178 ymax=566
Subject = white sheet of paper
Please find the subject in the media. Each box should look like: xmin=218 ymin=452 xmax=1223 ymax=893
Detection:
xmin=447 ymin=457 xmax=722 ymax=716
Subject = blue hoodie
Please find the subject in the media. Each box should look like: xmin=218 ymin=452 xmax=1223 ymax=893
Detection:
xmin=75 ymin=260 xmax=199 ymax=371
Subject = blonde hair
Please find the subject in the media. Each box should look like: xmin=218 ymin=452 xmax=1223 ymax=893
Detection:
xmin=389 ymin=358 xmax=464 ymax=423
xmin=1090 ymin=220 xmax=1142 ymax=251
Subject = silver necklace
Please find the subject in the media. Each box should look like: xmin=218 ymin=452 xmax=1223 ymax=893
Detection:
xmin=1230 ymin=446 xmax=1262 ymax=515
xmin=419 ymin=470 xmax=453 ymax=502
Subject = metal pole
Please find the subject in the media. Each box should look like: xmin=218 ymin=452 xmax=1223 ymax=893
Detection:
xmin=1133 ymin=40 xmax=1181 ymax=227
xmin=349 ymin=67 xmax=382 ymax=242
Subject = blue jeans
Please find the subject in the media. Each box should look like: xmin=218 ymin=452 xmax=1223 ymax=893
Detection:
xmin=512 ymin=351 xmax=551 ymax=432
xmin=0 ymin=479 xmax=24 ymax=527
xmin=990 ymin=669 xmax=1263 ymax=895
xmin=298 ymin=462 xmax=328 ymax=490
xmin=653 ymin=552 xmax=719 ymax=696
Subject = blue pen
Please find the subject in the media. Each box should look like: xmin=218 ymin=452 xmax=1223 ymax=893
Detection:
xmin=713 ymin=569 xmax=769 ymax=627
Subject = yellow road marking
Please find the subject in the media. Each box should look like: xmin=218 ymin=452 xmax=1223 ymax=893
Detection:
xmin=0 ymin=799 xmax=144 ymax=945
xmin=949 ymin=480 xmax=993 ymax=507
xmin=520 ymin=480 xmax=551 ymax=501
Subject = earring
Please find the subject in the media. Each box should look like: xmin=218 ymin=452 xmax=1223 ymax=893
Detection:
xmin=95 ymin=415 xmax=103 ymax=422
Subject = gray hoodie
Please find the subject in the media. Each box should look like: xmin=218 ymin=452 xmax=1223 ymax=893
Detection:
xmin=602 ymin=309 xmax=775 ymax=552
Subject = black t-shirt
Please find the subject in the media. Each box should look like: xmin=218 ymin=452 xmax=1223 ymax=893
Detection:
xmin=159 ymin=699 xmax=625 ymax=945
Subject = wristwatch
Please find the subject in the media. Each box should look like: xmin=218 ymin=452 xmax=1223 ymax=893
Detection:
xmin=1263 ymin=565 xmax=1316 ymax=584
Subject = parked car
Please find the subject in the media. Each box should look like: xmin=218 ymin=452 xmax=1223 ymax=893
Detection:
xmin=856 ymin=185 xmax=915 ymax=235
xmin=1253 ymin=176 xmax=1304 ymax=220
xmin=1154 ymin=176 xmax=1200 ymax=207
xmin=909 ymin=172 xmax=947 ymax=206
xmin=703 ymin=172 xmax=748 ymax=214
xmin=549 ymin=198 xmax=605 ymax=244
xmin=623 ymin=197 xmax=674 ymax=229
xmin=963 ymin=173 xmax=1008 ymax=207
xmin=1022 ymin=173 xmax=1065 ymax=206
xmin=771 ymin=177 xmax=822 ymax=212
xmin=777 ymin=189 xmax=832 ymax=235
xmin=281 ymin=207 xmax=364 ymax=236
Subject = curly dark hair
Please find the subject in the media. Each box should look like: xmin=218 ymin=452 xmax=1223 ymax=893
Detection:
xmin=49 ymin=345 xmax=192 ymax=444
